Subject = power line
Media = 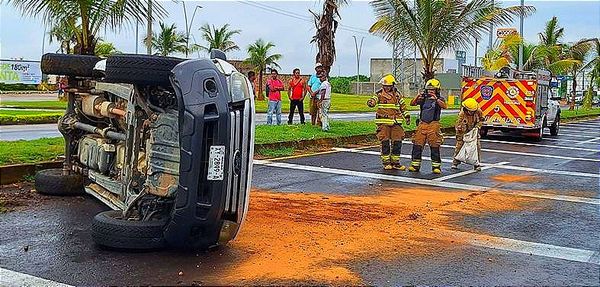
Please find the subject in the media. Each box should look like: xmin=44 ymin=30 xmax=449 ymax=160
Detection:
xmin=237 ymin=0 xmax=372 ymax=36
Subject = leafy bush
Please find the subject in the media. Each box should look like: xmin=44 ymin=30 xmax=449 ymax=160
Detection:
xmin=0 ymin=83 xmax=38 ymax=91
xmin=329 ymin=75 xmax=370 ymax=94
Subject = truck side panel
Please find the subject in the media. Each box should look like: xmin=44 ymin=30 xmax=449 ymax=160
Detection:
xmin=462 ymin=77 xmax=538 ymax=129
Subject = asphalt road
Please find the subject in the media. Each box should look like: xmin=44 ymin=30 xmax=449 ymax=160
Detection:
xmin=0 ymin=110 xmax=459 ymax=141
xmin=0 ymin=118 xmax=598 ymax=286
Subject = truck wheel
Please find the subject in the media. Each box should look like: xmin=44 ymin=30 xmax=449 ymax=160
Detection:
xmin=550 ymin=116 xmax=560 ymax=136
xmin=41 ymin=53 xmax=101 ymax=77
xmin=104 ymin=54 xmax=185 ymax=87
xmin=34 ymin=168 xmax=85 ymax=196
xmin=91 ymin=210 xmax=167 ymax=250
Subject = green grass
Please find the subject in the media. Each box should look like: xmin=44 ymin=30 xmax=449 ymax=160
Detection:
xmin=255 ymin=147 xmax=296 ymax=158
xmin=561 ymin=108 xmax=600 ymax=119
xmin=0 ymin=100 xmax=66 ymax=110
xmin=254 ymin=92 xmax=459 ymax=113
xmin=0 ymin=110 xmax=63 ymax=125
xmin=0 ymin=137 xmax=64 ymax=165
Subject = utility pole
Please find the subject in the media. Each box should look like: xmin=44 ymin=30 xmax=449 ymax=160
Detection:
xmin=353 ymin=36 xmax=364 ymax=94
xmin=474 ymin=38 xmax=478 ymax=66
xmin=489 ymin=0 xmax=494 ymax=51
xmin=146 ymin=0 xmax=153 ymax=55
xmin=41 ymin=26 xmax=46 ymax=55
xmin=135 ymin=18 xmax=139 ymax=54
xmin=518 ymin=0 xmax=524 ymax=70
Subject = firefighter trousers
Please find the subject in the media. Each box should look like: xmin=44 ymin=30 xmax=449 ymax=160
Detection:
xmin=410 ymin=121 xmax=443 ymax=170
xmin=376 ymin=124 xmax=404 ymax=164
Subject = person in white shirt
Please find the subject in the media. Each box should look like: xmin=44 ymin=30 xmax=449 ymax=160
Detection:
xmin=317 ymin=73 xmax=331 ymax=131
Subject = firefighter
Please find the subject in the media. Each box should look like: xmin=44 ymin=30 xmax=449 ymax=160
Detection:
xmin=408 ymin=78 xmax=447 ymax=174
xmin=367 ymin=75 xmax=411 ymax=170
xmin=452 ymin=98 xmax=484 ymax=171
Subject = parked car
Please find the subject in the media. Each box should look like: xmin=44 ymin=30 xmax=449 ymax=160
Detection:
xmin=36 ymin=50 xmax=255 ymax=250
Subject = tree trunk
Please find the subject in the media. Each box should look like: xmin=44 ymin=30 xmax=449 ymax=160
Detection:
xmin=257 ymin=69 xmax=265 ymax=101
xmin=569 ymin=72 xmax=577 ymax=110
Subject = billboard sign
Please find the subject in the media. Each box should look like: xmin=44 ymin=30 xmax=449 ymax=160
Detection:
xmin=496 ymin=28 xmax=518 ymax=39
xmin=0 ymin=60 xmax=42 ymax=84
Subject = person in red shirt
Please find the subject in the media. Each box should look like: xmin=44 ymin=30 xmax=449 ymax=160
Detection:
xmin=266 ymin=69 xmax=284 ymax=125
xmin=287 ymin=68 xmax=307 ymax=124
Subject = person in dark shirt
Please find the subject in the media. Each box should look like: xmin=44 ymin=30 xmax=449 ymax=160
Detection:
xmin=408 ymin=78 xmax=447 ymax=174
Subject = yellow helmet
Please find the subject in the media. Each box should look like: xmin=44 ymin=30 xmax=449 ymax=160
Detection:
xmin=425 ymin=79 xmax=441 ymax=90
xmin=462 ymin=98 xmax=479 ymax=111
xmin=379 ymin=74 xmax=396 ymax=86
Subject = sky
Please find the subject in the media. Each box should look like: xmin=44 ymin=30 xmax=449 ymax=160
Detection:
xmin=0 ymin=0 xmax=599 ymax=76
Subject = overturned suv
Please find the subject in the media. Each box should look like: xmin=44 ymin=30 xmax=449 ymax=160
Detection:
xmin=36 ymin=51 xmax=255 ymax=250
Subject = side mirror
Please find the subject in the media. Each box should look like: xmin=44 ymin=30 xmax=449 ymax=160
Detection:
xmin=210 ymin=49 xmax=227 ymax=61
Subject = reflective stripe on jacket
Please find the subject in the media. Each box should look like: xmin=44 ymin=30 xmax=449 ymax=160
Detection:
xmin=371 ymin=89 xmax=409 ymax=125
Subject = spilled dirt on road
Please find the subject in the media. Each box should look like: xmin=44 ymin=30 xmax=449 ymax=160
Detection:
xmin=491 ymin=173 xmax=538 ymax=183
xmin=217 ymin=187 xmax=533 ymax=285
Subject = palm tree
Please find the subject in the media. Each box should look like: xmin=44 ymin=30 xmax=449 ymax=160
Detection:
xmin=95 ymin=41 xmax=121 ymax=57
xmin=7 ymin=0 xmax=165 ymax=55
xmin=147 ymin=22 xmax=187 ymax=56
xmin=550 ymin=39 xmax=595 ymax=110
xmin=48 ymin=19 xmax=77 ymax=54
xmin=580 ymin=39 xmax=600 ymax=109
xmin=310 ymin=0 xmax=346 ymax=75
xmin=194 ymin=24 xmax=241 ymax=54
xmin=536 ymin=16 xmax=565 ymax=71
xmin=244 ymin=39 xmax=282 ymax=101
xmin=369 ymin=0 xmax=534 ymax=80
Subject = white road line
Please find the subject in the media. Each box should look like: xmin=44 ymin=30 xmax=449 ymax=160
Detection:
xmin=480 ymin=139 xmax=600 ymax=152
xmin=333 ymin=147 xmax=600 ymax=178
xmin=539 ymin=137 xmax=594 ymax=143
xmin=561 ymin=126 xmax=600 ymax=131
xmin=255 ymin=160 xmax=600 ymax=205
xmin=559 ymin=129 xmax=600 ymax=135
xmin=455 ymin=145 xmax=600 ymax=162
xmin=0 ymin=268 xmax=72 ymax=287
xmin=552 ymin=133 xmax=599 ymax=139
xmin=564 ymin=123 xmax=600 ymax=128
xmin=577 ymin=137 xmax=600 ymax=145
xmin=433 ymin=162 xmax=509 ymax=182
xmin=441 ymin=230 xmax=600 ymax=266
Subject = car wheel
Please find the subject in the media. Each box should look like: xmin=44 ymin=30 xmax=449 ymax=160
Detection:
xmin=104 ymin=54 xmax=185 ymax=87
xmin=41 ymin=53 xmax=102 ymax=78
xmin=550 ymin=115 xmax=560 ymax=136
xmin=34 ymin=168 xmax=85 ymax=196
xmin=91 ymin=210 xmax=167 ymax=250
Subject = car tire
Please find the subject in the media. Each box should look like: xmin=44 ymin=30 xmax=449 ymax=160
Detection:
xmin=550 ymin=115 xmax=560 ymax=136
xmin=104 ymin=54 xmax=185 ymax=87
xmin=41 ymin=53 xmax=102 ymax=77
xmin=91 ymin=210 xmax=167 ymax=250
xmin=34 ymin=168 xmax=85 ymax=196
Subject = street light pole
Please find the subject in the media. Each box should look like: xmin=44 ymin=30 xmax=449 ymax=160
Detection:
xmin=488 ymin=0 xmax=494 ymax=51
xmin=182 ymin=2 xmax=202 ymax=58
xmin=353 ymin=35 xmax=364 ymax=94
xmin=146 ymin=0 xmax=153 ymax=55
xmin=135 ymin=18 xmax=139 ymax=54
xmin=518 ymin=0 xmax=524 ymax=70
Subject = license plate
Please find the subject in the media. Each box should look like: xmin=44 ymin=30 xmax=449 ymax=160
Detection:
xmin=207 ymin=145 xmax=225 ymax=181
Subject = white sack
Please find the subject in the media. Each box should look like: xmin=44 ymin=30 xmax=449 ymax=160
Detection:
xmin=454 ymin=128 xmax=480 ymax=166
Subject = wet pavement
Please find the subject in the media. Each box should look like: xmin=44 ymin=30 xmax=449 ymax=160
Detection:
xmin=0 ymin=118 xmax=599 ymax=285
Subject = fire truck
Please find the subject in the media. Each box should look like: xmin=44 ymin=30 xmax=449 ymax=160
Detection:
xmin=461 ymin=68 xmax=561 ymax=140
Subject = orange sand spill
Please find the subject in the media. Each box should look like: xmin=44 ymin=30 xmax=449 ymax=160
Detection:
xmin=491 ymin=173 xmax=538 ymax=183
xmin=218 ymin=187 xmax=532 ymax=284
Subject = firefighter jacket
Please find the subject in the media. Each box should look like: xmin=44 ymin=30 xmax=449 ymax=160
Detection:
xmin=455 ymin=109 xmax=484 ymax=136
xmin=369 ymin=89 xmax=410 ymax=125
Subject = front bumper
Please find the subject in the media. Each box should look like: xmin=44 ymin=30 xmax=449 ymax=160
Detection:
xmin=163 ymin=59 xmax=254 ymax=248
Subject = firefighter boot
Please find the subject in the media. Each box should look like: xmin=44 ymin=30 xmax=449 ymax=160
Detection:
xmin=381 ymin=140 xmax=392 ymax=170
xmin=409 ymin=144 xmax=423 ymax=172
xmin=391 ymin=141 xmax=405 ymax=170
xmin=431 ymin=146 xmax=442 ymax=174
